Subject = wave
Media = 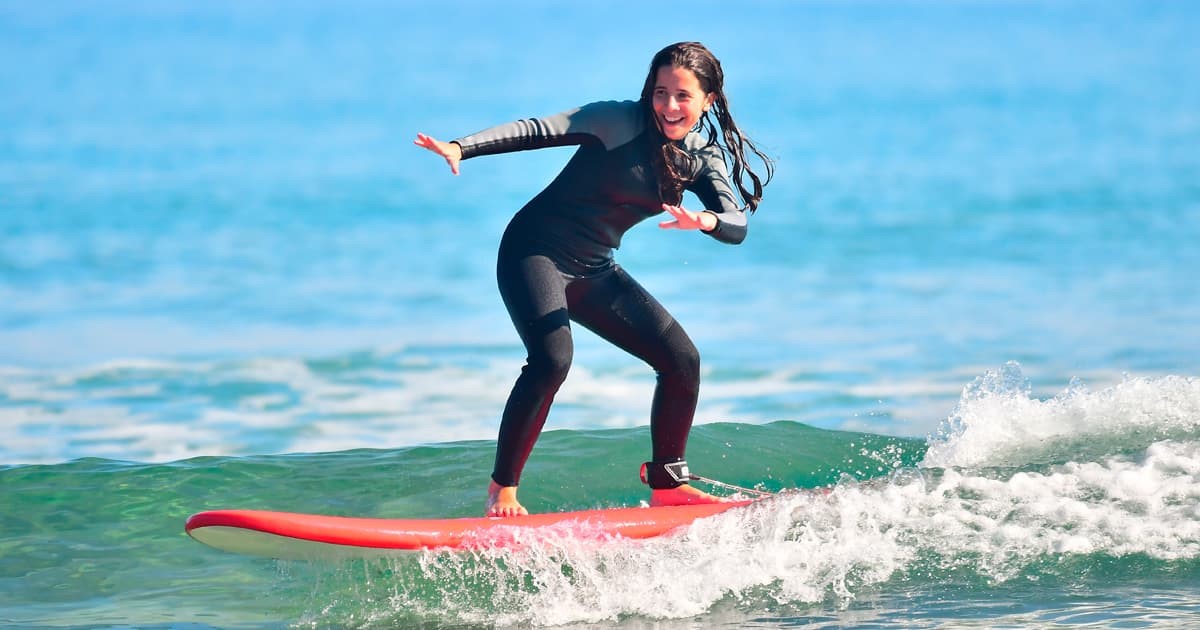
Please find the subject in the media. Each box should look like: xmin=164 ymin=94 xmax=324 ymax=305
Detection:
xmin=275 ymin=364 xmax=1200 ymax=626
xmin=8 ymin=431 xmax=1198 ymax=626
xmin=4 ymin=360 xmax=1199 ymax=626
xmin=288 ymin=437 xmax=1200 ymax=626
xmin=922 ymin=361 xmax=1200 ymax=468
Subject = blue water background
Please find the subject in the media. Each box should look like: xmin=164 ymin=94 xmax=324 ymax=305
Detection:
xmin=2 ymin=1 xmax=1200 ymax=627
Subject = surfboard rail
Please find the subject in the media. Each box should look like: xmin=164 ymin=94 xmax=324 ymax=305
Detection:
xmin=186 ymin=501 xmax=755 ymax=559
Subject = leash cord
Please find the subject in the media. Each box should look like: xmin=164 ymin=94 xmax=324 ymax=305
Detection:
xmin=687 ymin=474 xmax=776 ymax=498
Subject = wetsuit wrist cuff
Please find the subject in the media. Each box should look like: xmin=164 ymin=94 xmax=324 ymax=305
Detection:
xmin=703 ymin=212 xmax=722 ymax=235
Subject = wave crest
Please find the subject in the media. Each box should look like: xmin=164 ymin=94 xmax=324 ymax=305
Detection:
xmin=921 ymin=362 xmax=1200 ymax=469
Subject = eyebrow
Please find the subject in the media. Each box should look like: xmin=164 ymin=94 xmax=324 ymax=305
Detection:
xmin=654 ymin=85 xmax=696 ymax=94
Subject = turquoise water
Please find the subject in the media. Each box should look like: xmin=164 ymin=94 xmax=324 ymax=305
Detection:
xmin=3 ymin=0 xmax=1200 ymax=627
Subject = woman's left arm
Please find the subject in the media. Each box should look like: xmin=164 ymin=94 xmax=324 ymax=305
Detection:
xmin=658 ymin=146 xmax=747 ymax=244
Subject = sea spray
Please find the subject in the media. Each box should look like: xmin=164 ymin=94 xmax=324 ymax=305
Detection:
xmin=295 ymin=444 xmax=1200 ymax=626
xmin=275 ymin=365 xmax=1200 ymax=626
xmin=922 ymin=361 xmax=1200 ymax=468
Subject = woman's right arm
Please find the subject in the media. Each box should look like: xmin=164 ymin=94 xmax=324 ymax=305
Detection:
xmin=449 ymin=109 xmax=596 ymax=160
xmin=414 ymin=101 xmax=643 ymax=173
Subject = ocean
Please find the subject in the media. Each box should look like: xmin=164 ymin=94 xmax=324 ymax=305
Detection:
xmin=2 ymin=0 xmax=1199 ymax=627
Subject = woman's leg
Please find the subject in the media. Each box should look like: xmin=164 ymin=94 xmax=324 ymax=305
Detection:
xmin=567 ymin=266 xmax=721 ymax=504
xmin=490 ymin=250 xmax=574 ymax=514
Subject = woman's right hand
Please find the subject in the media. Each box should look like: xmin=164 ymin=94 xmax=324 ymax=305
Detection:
xmin=413 ymin=132 xmax=463 ymax=175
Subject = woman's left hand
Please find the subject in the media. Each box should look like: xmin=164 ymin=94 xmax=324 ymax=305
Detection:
xmin=658 ymin=204 xmax=717 ymax=232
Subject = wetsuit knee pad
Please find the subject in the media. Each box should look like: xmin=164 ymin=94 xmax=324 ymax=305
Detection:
xmin=639 ymin=459 xmax=692 ymax=489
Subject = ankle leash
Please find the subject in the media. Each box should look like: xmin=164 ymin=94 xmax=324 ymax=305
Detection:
xmin=640 ymin=460 xmax=775 ymax=498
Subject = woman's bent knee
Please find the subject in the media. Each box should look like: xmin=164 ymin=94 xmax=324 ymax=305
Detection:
xmin=524 ymin=351 xmax=572 ymax=390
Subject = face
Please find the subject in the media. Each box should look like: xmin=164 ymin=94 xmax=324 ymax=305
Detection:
xmin=651 ymin=65 xmax=714 ymax=140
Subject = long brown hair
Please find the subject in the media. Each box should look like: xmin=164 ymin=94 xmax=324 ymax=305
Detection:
xmin=639 ymin=42 xmax=774 ymax=211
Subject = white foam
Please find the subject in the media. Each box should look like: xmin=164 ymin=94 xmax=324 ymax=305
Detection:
xmin=922 ymin=362 xmax=1200 ymax=469
xmin=363 ymin=440 xmax=1200 ymax=625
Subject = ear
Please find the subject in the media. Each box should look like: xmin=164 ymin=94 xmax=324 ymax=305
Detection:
xmin=703 ymin=93 xmax=715 ymax=112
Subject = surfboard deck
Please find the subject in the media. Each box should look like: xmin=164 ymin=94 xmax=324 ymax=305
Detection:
xmin=186 ymin=501 xmax=755 ymax=560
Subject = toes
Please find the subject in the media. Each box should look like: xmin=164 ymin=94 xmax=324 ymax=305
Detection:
xmin=487 ymin=504 xmax=527 ymax=518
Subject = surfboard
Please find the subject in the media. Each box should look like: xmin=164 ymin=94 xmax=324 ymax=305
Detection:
xmin=186 ymin=501 xmax=755 ymax=560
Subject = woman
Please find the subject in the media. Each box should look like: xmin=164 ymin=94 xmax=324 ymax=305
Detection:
xmin=415 ymin=41 xmax=773 ymax=517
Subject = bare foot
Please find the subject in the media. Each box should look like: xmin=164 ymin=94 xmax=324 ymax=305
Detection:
xmin=649 ymin=484 xmax=729 ymax=507
xmin=485 ymin=481 xmax=528 ymax=517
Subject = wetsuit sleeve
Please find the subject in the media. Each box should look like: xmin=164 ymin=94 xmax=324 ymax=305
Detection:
xmin=688 ymin=146 xmax=748 ymax=244
xmin=453 ymin=100 xmax=642 ymax=159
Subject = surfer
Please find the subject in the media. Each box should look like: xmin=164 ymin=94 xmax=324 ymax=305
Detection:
xmin=414 ymin=42 xmax=773 ymax=517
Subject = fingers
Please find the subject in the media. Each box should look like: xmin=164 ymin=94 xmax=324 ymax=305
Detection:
xmin=412 ymin=132 xmax=437 ymax=150
xmin=659 ymin=203 xmax=698 ymax=230
xmin=661 ymin=203 xmax=683 ymax=222
xmin=415 ymin=132 xmax=461 ymax=175
xmin=413 ymin=132 xmax=449 ymax=156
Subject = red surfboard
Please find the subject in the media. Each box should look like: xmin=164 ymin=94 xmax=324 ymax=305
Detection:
xmin=186 ymin=501 xmax=755 ymax=560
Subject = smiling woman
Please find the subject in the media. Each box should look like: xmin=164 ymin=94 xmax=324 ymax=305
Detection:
xmin=414 ymin=41 xmax=774 ymax=517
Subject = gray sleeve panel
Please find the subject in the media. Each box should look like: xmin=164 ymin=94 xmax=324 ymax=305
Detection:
xmin=686 ymin=142 xmax=748 ymax=245
xmin=453 ymin=100 xmax=645 ymax=159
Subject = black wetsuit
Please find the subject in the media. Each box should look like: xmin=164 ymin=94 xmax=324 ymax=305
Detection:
xmin=452 ymin=100 xmax=748 ymax=487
